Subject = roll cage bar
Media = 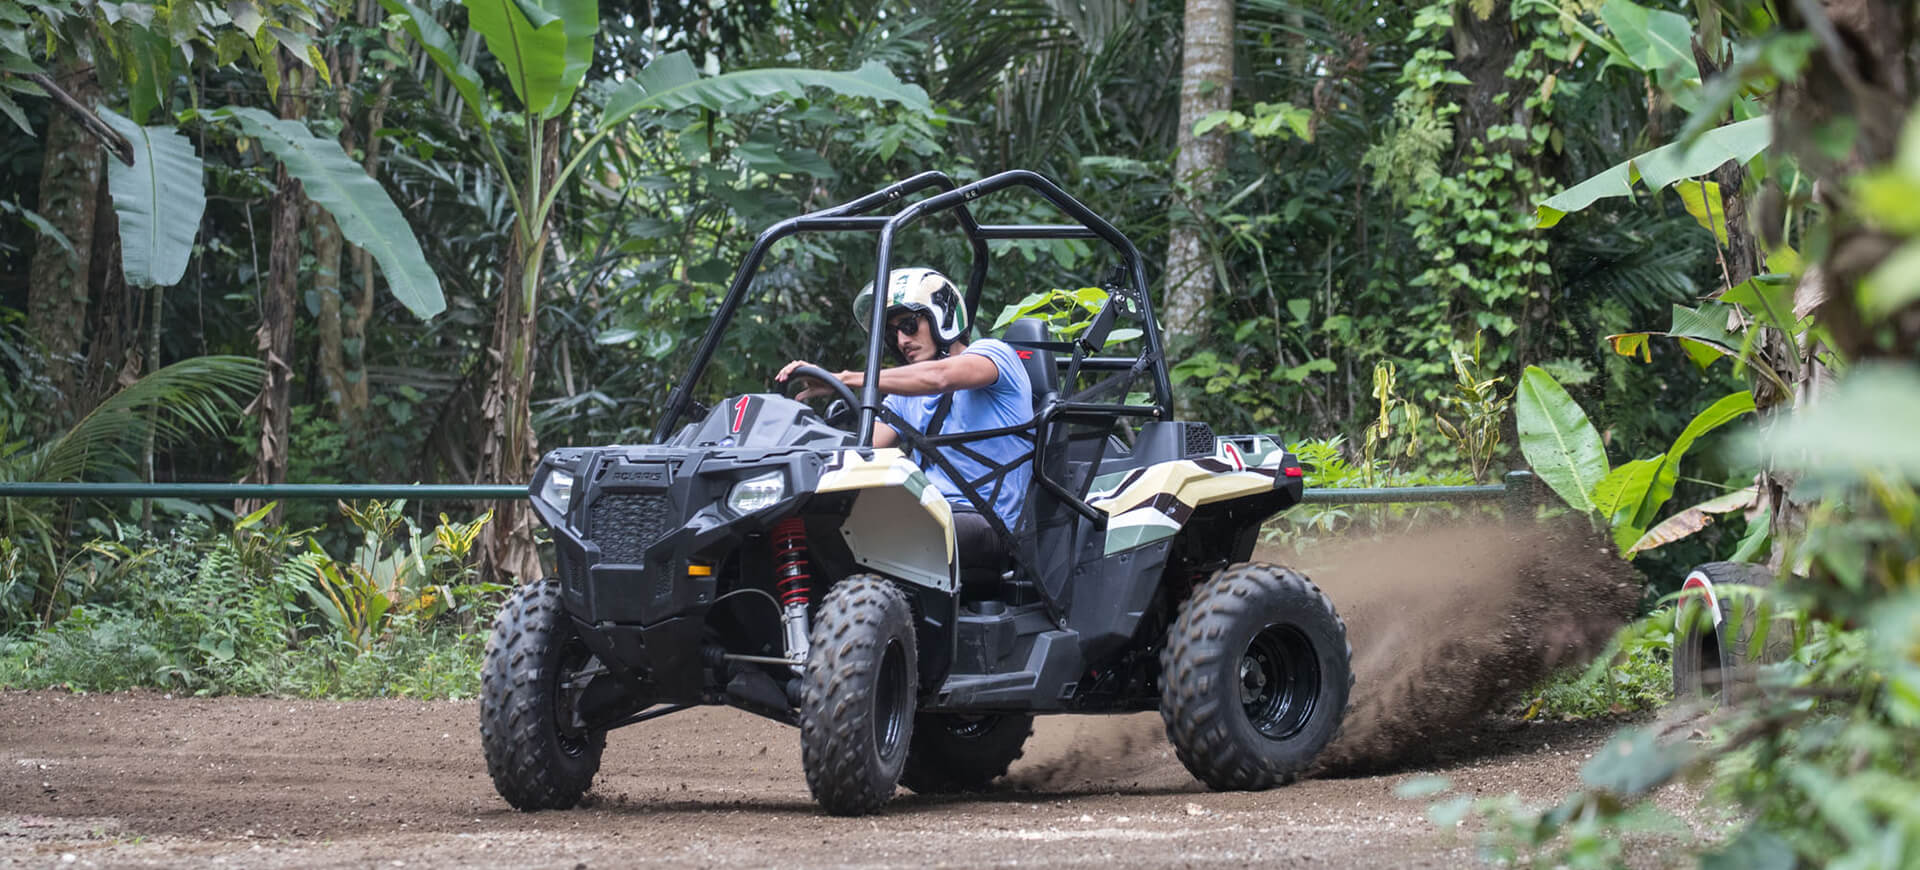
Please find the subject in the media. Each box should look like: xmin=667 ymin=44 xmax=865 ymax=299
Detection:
xmin=653 ymin=169 xmax=1175 ymax=445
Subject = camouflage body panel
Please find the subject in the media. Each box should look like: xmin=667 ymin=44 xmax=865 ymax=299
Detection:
xmin=1088 ymin=435 xmax=1288 ymax=556
xmin=818 ymin=448 xmax=956 ymax=592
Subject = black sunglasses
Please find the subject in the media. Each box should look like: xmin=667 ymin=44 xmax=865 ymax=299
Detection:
xmin=887 ymin=313 xmax=923 ymax=337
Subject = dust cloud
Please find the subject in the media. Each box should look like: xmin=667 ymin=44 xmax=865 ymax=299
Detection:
xmin=1292 ymin=517 xmax=1641 ymax=774
xmin=1002 ymin=518 xmax=1642 ymax=789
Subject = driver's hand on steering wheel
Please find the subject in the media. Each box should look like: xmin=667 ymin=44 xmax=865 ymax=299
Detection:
xmin=776 ymin=360 xmax=855 ymax=402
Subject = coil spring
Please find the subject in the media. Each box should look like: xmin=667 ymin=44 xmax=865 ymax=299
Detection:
xmin=773 ymin=517 xmax=812 ymax=607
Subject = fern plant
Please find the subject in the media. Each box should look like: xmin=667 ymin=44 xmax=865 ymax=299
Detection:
xmin=0 ymin=355 xmax=262 ymax=628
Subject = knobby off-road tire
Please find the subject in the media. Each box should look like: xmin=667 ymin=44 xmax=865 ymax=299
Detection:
xmin=800 ymin=575 xmax=918 ymax=816
xmin=1673 ymin=561 xmax=1792 ymax=704
xmin=1160 ymin=562 xmax=1352 ymax=791
xmin=479 ymin=578 xmax=606 ymax=811
xmin=900 ymin=713 xmax=1034 ymax=794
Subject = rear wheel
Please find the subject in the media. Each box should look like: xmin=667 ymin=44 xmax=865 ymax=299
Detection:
xmin=1160 ymin=562 xmax=1351 ymax=791
xmin=1673 ymin=561 xmax=1791 ymax=704
xmin=479 ymin=578 xmax=606 ymax=810
xmin=799 ymin=575 xmax=918 ymax=815
xmin=900 ymin=713 xmax=1034 ymax=794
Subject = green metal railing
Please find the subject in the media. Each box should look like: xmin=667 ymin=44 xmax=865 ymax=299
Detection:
xmin=0 ymin=470 xmax=1539 ymax=511
xmin=0 ymin=483 xmax=525 ymax=500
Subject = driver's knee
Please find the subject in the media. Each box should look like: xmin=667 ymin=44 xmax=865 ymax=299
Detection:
xmin=952 ymin=508 xmax=1008 ymax=586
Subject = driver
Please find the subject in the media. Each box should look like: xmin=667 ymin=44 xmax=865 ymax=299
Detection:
xmin=777 ymin=267 xmax=1034 ymax=555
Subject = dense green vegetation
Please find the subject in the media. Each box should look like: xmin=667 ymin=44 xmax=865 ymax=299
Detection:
xmin=3 ymin=0 xmax=1917 ymax=864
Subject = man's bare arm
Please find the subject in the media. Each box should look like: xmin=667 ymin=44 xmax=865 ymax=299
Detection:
xmin=843 ymin=353 xmax=999 ymax=396
xmin=776 ymin=352 xmax=999 ymax=399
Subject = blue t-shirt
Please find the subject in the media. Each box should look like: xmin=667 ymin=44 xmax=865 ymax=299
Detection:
xmin=882 ymin=338 xmax=1034 ymax=530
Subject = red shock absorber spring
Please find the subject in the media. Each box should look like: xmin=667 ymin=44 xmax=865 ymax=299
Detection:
xmin=772 ymin=517 xmax=812 ymax=607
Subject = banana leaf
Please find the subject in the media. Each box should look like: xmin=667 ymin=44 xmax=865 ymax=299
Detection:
xmin=220 ymin=107 xmax=445 ymax=320
xmin=98 ymin=107 xmax=205 ymax=287
xmin=1516 ymin=366 xmax=1609 ymax=514
xmin=599 ymin=51 xmax=932 ymax=133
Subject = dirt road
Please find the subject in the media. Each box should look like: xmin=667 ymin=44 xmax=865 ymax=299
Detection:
xmin=0 ymin=691 xmax=1661 ymax=869
xmin=0 ymin=521 xmax=1674 ymax=868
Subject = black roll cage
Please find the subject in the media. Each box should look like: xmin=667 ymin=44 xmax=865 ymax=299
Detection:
xmin=651 ymin=169 xmax=1177 ymax=544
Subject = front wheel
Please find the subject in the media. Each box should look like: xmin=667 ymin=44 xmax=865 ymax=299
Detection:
xmin=479 ymin=578 xmax=606 ymax=810
xmin=799 ymin=575 xmax=919 ymax=815
xmin=1160 ymin=562 xmax=1352 ymax=791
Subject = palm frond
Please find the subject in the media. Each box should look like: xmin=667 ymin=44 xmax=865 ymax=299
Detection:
xmin=1558 ymin=213 xmax=1710 ymax=311
xmin=11 ymin=356 xmax=264 ymax=484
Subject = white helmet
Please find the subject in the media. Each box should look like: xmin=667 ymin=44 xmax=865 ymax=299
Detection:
xmin=853 ymin=267 xmax=969 ymax=356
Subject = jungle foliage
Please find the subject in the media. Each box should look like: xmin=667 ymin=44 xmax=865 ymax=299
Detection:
xmin=2 ymin=0 xmax=1918 ymax=863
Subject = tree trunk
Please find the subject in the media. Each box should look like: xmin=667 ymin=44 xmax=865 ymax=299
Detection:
xmin=314 ymin=21 xmax=384 ymax=450
xmin=241 ymin=67 xmax=304 ymax=521
xmin=477 ymin=114 xmax=564 ymax=586
xmin=1162 ymin=0 xmax=1235 ymax=363
xmin=337 ymin=71 xmax=395 ymax=450
xmin=25 ymin=61 xmax=104 ymax=436
xmin=1449 ymin=3 xmax=1519 ymax=153
xmin=79 ymin=165 xmax=135 ymax=409
xmin=312 ymin=203 xmax=354 ymax=438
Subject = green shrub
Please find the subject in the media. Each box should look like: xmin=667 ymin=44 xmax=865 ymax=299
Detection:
xmin=1521 ymin=618 xmax=1673 ymax=721
xmin=0 ymin=502 xmax=500 ymax=699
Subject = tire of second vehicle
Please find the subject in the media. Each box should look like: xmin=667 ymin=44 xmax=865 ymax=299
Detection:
xmin=1672 ymin=561 xmax=1791 ymax=704
xmin=1160 ymin=562 xmax=1352 ymax=791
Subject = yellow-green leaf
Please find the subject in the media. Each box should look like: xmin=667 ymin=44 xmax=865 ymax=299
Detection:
xmin=1673 ymin=178 xmax=1728 ymax=244
xmin=1608 ymin=332 xmax=1654 ymax=362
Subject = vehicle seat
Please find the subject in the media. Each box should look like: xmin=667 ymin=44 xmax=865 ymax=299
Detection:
xmin=948 ymin=318 xmax=1059 ymax=599
xmin=999 ymin=318 xmax=1058 ymax=411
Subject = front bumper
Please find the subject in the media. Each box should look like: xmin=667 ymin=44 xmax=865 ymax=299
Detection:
xmin=532 ymin=446 xmax=829 ymax=626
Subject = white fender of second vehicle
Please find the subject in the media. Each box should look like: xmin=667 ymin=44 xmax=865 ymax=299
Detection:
xmin=1678 ymin=568 xmax=1723 ymax=629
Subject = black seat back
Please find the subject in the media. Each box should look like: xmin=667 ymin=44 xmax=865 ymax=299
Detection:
xmin=999 ymin=318 xmax=1058 ymax=410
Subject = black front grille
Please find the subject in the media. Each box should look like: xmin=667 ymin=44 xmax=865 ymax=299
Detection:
xmin=589 ymin=494 xmax=673 ymax=563
xmin=1183 ymin=422 xmax=1216 ymax=458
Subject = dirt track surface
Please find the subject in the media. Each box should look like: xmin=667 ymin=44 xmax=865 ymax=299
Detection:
xmin=0 ymin=521 xmax=1669 ymax=868
xmin=0 ymin=692 xmax=1664 ymax=869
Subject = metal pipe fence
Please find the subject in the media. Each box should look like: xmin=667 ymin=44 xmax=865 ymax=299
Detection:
xmin=0 ymin=471 xmax=1540 ymax=512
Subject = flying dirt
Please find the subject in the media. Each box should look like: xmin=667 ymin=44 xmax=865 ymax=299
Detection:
xmin=1286 ymin=517 xmax=1642 ymax=774
xmin=979 ymin=517 xmax=1643 ymax=790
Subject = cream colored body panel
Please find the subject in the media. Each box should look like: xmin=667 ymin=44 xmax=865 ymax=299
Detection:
xmin=818 ymin=448 xmax=957 ymax=592
xmin=1088 ymin=436 xmax=1287 ymax=556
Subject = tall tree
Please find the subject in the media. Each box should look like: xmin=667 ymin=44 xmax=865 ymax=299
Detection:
xmin=242 ymin=60 xmax=305 ymax=517
xmin=23 ymin=60 xmax=104 ymax=434
xmin=1163 ymin=0 xmax=1235 ymax=355
xmin=476 ymin=111 xmax=565 ymax=585
xmin=312 ymin=14 xmax=397 ymax=447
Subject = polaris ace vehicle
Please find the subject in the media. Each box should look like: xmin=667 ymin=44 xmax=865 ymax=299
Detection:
xmin=480 ymin=170 xmax=1354 ymax=816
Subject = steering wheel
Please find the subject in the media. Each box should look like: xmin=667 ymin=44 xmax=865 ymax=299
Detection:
xmin=785 ymin=364 xmax=861 ymax=429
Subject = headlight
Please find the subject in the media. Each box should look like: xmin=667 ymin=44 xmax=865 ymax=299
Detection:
xmin=537 ymin=468 xmax=575 ymax=513
xmin=727 ymin=470 xmax=786 ymax=515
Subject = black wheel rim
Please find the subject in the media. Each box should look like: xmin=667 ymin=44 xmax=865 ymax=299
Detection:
xmin=1239 ymin=623 xmax=1320 ymax=741
xmin=945 ymin=715 xmax=994 ymax=739
xmin=553 ymin=638 xmax=595 ymax=759
xmin=874 ymin=637 xmax=910 ymax=760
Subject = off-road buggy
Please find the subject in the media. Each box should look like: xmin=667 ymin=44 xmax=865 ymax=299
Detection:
xmin=480 ymin=170 xmax=1354 ymax=815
